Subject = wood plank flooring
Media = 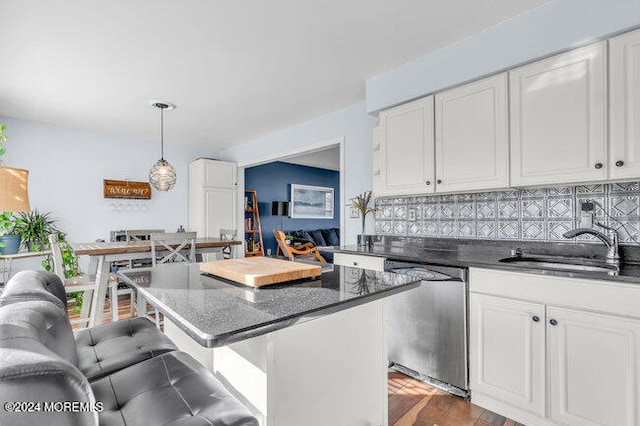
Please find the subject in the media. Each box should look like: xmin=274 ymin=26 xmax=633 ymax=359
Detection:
xmin=70 ymin=296 xmax=521 ymax=426
xmin=388 ymin=372 xmax=524 ymax=426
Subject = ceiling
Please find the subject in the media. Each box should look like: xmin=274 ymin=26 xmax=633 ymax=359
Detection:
xmin=0 ymin=0 xmax=548 ymax=150
xmin=281 ymin=146 xmax=340 ymax=171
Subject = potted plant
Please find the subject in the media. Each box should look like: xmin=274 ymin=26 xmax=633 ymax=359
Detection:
xmin=0 ymin=212 xmax=23 ymax=255
xmin=285 ymin=233 xmax=293 ymax=245
xmin=0 ymin=124 xmax=7 ymax=163
xmin=42 ymin=234 xmax=84 ymax=312
xmin=14 ymin=209 xmax=60 ymax=251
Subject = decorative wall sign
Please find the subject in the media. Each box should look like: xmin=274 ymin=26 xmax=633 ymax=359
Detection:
xmin=103 ymin=180 xmax=152 ymax=200
xmin=290 ymin=184 xmax=334 ymax=219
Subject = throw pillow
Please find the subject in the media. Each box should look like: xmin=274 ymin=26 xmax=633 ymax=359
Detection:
xmin=308 ymin=229 xmax=327 ymax=247
xmin=321 ymin=228 xmax=340 ymax=246
xmin=291 ymin=230 xmax=314 ymax=246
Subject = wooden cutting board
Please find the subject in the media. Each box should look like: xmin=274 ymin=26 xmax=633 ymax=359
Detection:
xmin=200 ymin=257 xmax=322 ymax=287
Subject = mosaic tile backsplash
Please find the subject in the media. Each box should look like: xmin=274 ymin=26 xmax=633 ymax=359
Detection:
xmin=374 ymin=182 xmax=640 ymax=245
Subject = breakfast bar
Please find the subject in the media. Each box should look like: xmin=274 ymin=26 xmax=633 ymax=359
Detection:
xmin=119 ymin=260 xmax=420 ymax=426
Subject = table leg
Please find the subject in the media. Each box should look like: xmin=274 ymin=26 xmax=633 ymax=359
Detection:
xmin=88 ymin=256 xmax=110 ymax=327
xmin=1 ymin=258 xmax=7 ymax=285
xmin=80 ymin=257 xmax=99 ymax=320
xmin=6 ymin=258 xmax=13 ymax=284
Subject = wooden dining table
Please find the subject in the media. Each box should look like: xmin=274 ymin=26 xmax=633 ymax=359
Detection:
xmin=71 ymin=237 xmax=242 ymax=327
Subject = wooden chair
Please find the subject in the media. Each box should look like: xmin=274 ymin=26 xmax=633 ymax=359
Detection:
xmin=139 ymin=232 xmax=197 ymax=327
xmin=149 ymin=232 xmax=197 ymax=265
xmin=273 ymin=230 xmax=326 ymax=263
xmin=124 ymin=229 xmax=164 ymax=268
xmin=220 ymin=228 xmax=237 ymax=259
xmin=48 ymin=234 xmax=118 ymax=327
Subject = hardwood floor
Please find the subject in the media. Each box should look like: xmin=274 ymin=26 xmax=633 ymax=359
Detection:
xmin=388 ymin=372 xmax=524 ymax=426
xmin=68 ymin=294 xmax=136 ymax=329
xmin=71 ymin=297 xmax=521 ymax=426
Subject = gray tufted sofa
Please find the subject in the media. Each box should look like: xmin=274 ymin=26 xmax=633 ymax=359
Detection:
xmin=0 ymin=270 xmax=259 ymax=426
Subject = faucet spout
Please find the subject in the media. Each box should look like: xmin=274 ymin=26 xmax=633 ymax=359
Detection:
xmin=563 ymin=228 xmax=612 ymax=246
xmin=562 ymin=226 xmax=620 ymax=265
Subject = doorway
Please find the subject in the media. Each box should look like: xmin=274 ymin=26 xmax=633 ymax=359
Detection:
xmin=237 ymin=137 xmax=345 ymax=257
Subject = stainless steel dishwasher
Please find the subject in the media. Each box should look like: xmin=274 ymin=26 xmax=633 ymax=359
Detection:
xmin=385 ymin=260 xmax=469 ymax=398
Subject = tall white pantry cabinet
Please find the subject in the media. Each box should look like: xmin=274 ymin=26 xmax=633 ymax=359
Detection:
xmin=189 ymin=158 xmax=238 ymax=258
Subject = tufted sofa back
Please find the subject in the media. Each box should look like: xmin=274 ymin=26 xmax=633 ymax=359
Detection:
xmin=0 ymin=271 xmax=96 ymax=426
xmin=1 ymin=271 xmax=79 ymax=365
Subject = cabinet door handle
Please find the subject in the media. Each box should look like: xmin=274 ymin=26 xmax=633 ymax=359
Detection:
xmin=437 ymin=179 xmax=442 ymax=184
xmin=425 ymin=181 xmax=431 ymax=186
xmin=594 ymin=163 xmax=603 ymax=169
xmin=532 ymin=315 xmax=540 ymax=322
xmin=549 ymin=319 xmax=558 ymax=326
xmin=616 ymin=160 xmax=624 ymax=167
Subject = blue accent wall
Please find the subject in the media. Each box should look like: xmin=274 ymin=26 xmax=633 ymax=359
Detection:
xmin=245 ymin=161 xmax=340 ymax=255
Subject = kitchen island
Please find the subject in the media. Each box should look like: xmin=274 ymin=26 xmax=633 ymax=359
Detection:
xmin=119 ymin=261 xmax=420 ymax=426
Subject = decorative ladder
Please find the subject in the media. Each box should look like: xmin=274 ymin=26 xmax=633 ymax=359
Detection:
xmin=244 ymin=190 xmax=264 ymax=257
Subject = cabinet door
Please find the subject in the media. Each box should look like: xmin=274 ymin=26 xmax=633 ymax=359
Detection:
xmin=510 ymin=42 xmax=607 ymax=186
xmin=547 ymin=306 xmax=640 ymax=426
xmin=470 ymin=293 xmax=546 ymax=416
xmin=435 ymin=73 xmax=509 ymax=192
xmin=203 ymin=187 xmax=237 ymax=239
xmin=610 ymin=29 xmax=640 ymax=180
xmin=380 ymin=96 xmax=434 ymax=196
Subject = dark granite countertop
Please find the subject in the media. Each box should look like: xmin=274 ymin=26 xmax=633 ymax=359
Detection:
xmin=118 ymin=262 xmax=420 ymax=347
xmin=323 ymin=236 xmax=640 ymax=284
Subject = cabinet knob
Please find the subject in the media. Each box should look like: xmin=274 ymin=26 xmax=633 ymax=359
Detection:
xmin=425 ymin=181 xmax=431 ymax=186
xmin=594 ymin=163 xmax=603 ymax=169
xmin=437 ymin=179 xmax=442 ymax=184
xmin=616 ymin=160 xmax=624 ymax=167
xmin=353 ymin=262 xmax=358 ymax=266
xmin=532 ymin=316 xmax=540 ymax=322
xmin=549 ymin=319 xmax=558 ymax=326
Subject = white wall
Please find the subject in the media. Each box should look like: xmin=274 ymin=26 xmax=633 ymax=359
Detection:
xmin=1 ymin=115 xmax=210 ymax=271
xmin=218 ymin=102 xmax=376 ymax=245
xmin=366 ymin=0 xmax=640 ymax=113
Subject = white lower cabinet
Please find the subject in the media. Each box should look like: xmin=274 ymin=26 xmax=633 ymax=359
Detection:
xmin=547 ymin=307 xmax=640 ymax=426
xmin=469 ymin=268 xmax=640 ymax=426
xmin=470 ymin=294 xmax=545 ymax=417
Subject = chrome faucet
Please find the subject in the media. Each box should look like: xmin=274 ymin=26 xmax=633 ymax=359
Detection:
xmin=562 ymin=223 xmax=620 ymax=265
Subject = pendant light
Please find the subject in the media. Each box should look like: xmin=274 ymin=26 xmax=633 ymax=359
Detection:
xmin=149 ymin=102 xmax=177 ymax=191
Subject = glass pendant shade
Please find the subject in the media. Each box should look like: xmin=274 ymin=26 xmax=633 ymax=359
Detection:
xmin=149 ymin=159 xmax=176 ymax=191
xmin=149 ymin=102 xmax=176 ymax=191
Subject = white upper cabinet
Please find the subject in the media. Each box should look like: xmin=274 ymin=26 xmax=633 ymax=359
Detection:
xmin=510 ymin=42 xmax=607 ymax=186
xmin=435 ymin=73 xmax=509 ymax=192
xmin=379 ymin=96 xmax=435 ymax=196
xmin=610 ymin=28 xmax=640 ymax=180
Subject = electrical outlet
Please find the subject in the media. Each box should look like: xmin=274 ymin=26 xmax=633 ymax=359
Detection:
xmin=350 ymin=207 xmax=360 ymax=219
xmin=408 ymin=208 xmax=416 ymax=221
xmin=579 ymin=200 xmax=594 ymax=228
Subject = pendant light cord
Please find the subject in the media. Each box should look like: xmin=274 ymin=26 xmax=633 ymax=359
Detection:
xmin=160 ymin=105 xmax=164 ymax=160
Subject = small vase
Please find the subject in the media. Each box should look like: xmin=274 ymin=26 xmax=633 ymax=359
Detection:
xmin=359 ymin=219 xmax=367 ymax=248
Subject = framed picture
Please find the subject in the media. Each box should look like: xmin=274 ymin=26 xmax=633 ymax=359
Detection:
xmin=290 ymin=184 xmax=334 ymax=219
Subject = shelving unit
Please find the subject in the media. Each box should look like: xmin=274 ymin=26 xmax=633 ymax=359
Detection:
xmin=244 ymin=189 xmax=264 ymax=257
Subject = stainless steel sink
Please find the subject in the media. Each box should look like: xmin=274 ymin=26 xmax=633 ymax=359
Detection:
xmin=499 ymin=256 xmax=619 ymax=274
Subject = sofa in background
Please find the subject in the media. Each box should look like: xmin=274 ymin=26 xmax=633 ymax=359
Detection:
xmin=288 ymin=227 xmax=339 ymax=262
xmin=0 ymin=271 xmax=258 ymax=426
